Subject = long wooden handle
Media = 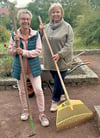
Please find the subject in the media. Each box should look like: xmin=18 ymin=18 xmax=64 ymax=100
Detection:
xmin=74 ymin=50 xmax=86 ymax=59
xmin=9 ymin=3 xmax=35 ymax=135
xmin=39 ymin=16 xmax=73 ymax=109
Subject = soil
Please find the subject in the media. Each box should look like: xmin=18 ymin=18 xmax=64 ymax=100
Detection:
xmin=0 ymin=54 xmax=100 ymax=138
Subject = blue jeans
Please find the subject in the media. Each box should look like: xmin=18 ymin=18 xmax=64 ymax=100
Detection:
xmin=50 ymin=70 xmax=67 ymax=102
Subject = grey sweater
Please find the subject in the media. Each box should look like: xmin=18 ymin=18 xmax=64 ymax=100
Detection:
xmin=42 ymin=18 xmax=74 ymax=71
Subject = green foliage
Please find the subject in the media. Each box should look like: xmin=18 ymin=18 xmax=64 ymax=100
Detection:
xmin=63 ymin=0 xmax=86 ymax=26
xmin=1 ymin=0 xmax=99 ymax=48
xmin=26 ymin=0 xmax=100 ymax=46
xmin=0 ymin=25 xmax=10 ymax=42
xmin=0 ymin=55 xmax=13 ymax=77
xmin=0 ymin=42 xmax=8 ymax=53
xmin=27 ymin=0 xmax=50 ymax=29
xmin=91 ymin=0 xmax=100 ymax=9
xmin=74 ymin=37 xmax=100 ymax=50
xmin=75 ymin=10 xmax=100 ymax=45
xmin=27 ymin=0 xmax=87 ymax=28
xmin=0 ymin=15 xmax=13 ymax=30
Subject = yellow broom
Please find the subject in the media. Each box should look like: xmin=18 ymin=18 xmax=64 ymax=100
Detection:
xmin=38 ymin=16 xmax=93 ymax=131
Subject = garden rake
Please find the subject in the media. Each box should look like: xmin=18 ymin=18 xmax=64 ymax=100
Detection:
xmin=8 ymin=1 xmax=35 ymax=137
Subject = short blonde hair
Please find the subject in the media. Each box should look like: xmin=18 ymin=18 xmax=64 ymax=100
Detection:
xmin=17 ymin=9 xmax=32 ymax=20
xmin=48 ymin=3 xmax=64 ymax=17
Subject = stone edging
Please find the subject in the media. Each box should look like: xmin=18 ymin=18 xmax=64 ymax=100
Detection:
xmin=0 ymin=78 xmax=17 ymax=90
xmin=74 ymin=49 xmax=100 ymax=55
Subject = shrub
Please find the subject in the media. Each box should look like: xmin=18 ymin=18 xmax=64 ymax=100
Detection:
xmin=0 ymin=25 xmax=10 ymax=42
xmin=0 ymin=55 xmax=13 ymax=77
xmin=76 ymin=16 xmax=100 ymax=46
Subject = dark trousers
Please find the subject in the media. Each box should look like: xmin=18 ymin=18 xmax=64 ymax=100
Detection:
xmin=50 ymin=70 xmax=67 ymax=102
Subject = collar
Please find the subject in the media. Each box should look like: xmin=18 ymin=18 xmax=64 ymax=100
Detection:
xmin=49 ymin=18 xmax=64 ymax=30
xmin=17 ymin=28 xmax=37 ymax=39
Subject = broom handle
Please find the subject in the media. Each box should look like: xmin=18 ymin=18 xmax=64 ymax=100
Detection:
xmin=73 ymin=50 xmax=86 ymax=59
xmin=39 ymin=16 xmax=73 ymax=109
xmin=12 ymin=12 xmax=32 ymax=117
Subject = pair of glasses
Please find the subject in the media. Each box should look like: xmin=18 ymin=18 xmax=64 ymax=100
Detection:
xmin=20 ymin=18 xmax=31 ymax=21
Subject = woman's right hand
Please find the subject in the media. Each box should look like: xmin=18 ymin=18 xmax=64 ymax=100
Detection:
xmin=39 ymin=23 xmax=45 ymax=35
xmin=14 ymin=34 xmax=20 ymax=41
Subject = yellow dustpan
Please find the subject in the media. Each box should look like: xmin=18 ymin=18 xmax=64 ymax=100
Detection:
xmin=38 ymin=16 xmax=93 ymax=131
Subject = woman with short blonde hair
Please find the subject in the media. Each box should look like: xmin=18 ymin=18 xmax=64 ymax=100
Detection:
xmin=48 ymin=3 xmax=64 ymax=17
xmin=40 ymin=3 xmax=74 ymax=112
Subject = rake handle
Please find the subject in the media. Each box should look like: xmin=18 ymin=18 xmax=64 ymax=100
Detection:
xmin=73 ymin=50 xmax=86 ymax=59
xmin=39 ymin=16 xmax=73 ymax=109
xmin=9 ymin=2 xmax=35 ymax=136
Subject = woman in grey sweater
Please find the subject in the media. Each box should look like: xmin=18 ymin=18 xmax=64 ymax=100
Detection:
xmin=40 ymin=3 xmax=74 ymax=112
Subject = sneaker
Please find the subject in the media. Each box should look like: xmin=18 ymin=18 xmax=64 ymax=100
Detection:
xmin=50 ymin=101 xmax=58 ymax=112
xmin=21 ymin=112 xmax=29 ymax=121
xmin=39 ymin=114 xmax=49 ymax=127
xmin=60 ymin=94 xmax=66 ymax=102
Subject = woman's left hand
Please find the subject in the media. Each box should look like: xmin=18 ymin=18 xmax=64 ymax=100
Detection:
xmin=52 ymin=54 xmax=60 ymax=62
xmin=17 ymin=47 xmax=23 ymax=55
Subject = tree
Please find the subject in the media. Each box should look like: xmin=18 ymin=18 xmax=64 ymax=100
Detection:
xmin=27 ymin=0 xmax=50 ymax=29
xmin=76 ymin=9 xmax=100 ymax=45
xmin=91 ymin=0 xmax=100 ymax=9
xmin=62 ymin=0 xmax=86 ymax=26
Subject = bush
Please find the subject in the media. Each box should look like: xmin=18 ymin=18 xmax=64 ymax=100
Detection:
xmin=0 ymin=25 xmax=10 ymax=42
xmin=76 ymin=10 xmax=100 ymax=46
xmin=0 ymin=55 xmax=13 ymax=77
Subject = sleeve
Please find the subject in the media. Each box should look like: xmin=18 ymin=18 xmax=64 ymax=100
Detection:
xmin=8 ymin=36 xmax=17 ymax=56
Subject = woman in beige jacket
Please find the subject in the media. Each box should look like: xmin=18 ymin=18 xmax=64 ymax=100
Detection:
xmin=40 ymin=3 xmax=74 ymax=112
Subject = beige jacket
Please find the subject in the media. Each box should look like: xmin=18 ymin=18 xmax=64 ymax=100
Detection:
xmin=42 ymin=19 xmax=74 ymax=71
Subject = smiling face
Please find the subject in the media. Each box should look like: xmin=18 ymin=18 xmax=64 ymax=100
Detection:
xmin=18 ymin=13 xmax=31 ymax=30
xmin=50 ymin=7 xmax=62 ymax=24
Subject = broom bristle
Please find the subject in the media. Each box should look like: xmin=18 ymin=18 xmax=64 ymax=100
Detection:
xmin=56 ymin=100 xmax=93 ymax=131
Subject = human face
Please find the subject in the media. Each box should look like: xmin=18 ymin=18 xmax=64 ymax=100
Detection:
xmin=18 ymin=13 xmax=31 ymax=30
xmin=50 ymin=7 xmax=62 ymax=24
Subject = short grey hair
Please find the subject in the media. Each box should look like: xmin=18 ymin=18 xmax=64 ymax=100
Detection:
xmin=17 ymin=9 xmax=33 ymax=20
xmin=48 ymin=3 xmax=64 ymax=17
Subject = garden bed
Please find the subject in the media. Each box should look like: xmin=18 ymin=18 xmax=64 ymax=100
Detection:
xmin=0 ymin=57 xmax=99 ymax=90
xmin=0 ymin=50 xmax=99 ymax=90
